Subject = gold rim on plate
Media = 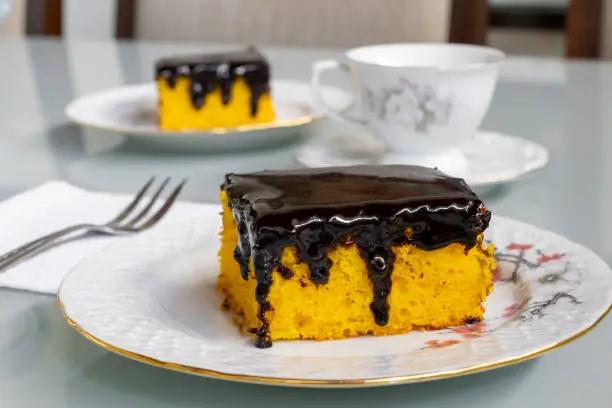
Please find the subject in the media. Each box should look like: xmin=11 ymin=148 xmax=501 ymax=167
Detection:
xmin=57 ymin=296 xmax=611 ymax=388
xmin=66 ymin=113 xmax=319 ymax=136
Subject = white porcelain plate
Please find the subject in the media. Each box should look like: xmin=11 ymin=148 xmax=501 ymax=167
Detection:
xmin=295 ymin=131 xmax=549 ymax=187
xmin=58 ymin=210 xmax=612 ymax=388
xmin=64 ymin=80 xmax=352 ymax=152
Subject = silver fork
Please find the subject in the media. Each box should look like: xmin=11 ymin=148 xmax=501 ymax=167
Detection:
xmin=0 ymin=177 xmax=187 ymax=272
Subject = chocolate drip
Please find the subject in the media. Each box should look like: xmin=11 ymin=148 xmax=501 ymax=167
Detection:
xmin=234 ymin=246 xmax=271 ymax=347
xmin=155 ymin=47 xmax=270 ymax=116
xmin=254 ymin=283 xmax=272 ymax=349
xmin=352 ymin=222 xmax=399 ymax=326
xmin=232 ymin=210 xmax=252 ymax=280
xmin=244 ymin=228 xmax=289 ymax=349
xmin=249 ymin=83 xmax=268 ymax=117
xmin=295 ymin=225 xmax=344 ymax=285
xmin=223 ymin=165 xmax=491 ymax=348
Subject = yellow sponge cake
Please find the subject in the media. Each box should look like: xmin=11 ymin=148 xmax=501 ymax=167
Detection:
xmin=155 ymin=47 xmax=275 ymax=131
xmin=217 ymin=165 xmax=495 ymax=348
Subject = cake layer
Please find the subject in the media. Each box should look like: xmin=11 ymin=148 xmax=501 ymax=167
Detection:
xmin=155 ymin=47 xmax=274 ymax=130
xmin=218 ymin=192 xmax=495 ymax=343
xmin=219 ymin=166 xmax=493 ymax=348
xmin=157 ymin=77 xmax=274 ymax=130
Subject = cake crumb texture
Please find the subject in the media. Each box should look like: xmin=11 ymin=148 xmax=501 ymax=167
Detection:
xmin=158 ymin=77 xmax=275 ymax=131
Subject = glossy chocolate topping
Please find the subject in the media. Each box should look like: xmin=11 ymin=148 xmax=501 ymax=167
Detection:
xmin=222 ymin=165 xmax=491 ymax=348
xmin=155 ymin=47 xmax=270 ymax=115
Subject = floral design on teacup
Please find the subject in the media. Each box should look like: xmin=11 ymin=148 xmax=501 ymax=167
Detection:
xmin=365 ymin=78 xmax=452 ymax=133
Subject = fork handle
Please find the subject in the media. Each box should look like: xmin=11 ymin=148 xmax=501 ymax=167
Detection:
xmin=0 ymin=224 xmax=91 ymax=272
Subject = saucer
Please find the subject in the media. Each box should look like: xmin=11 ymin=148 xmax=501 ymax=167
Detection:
xmin=65 ymin=80 xmax=352 ymax=152
xmin=295 ymin=131 xmax=549 ymax=187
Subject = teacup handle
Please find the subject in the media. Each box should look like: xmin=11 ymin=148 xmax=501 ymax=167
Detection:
xmin=311 ymin=60 xmax=366 ymax=126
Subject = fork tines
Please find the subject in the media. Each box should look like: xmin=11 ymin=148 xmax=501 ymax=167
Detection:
xmin=112 ymin=177 xmax=188 ymax=231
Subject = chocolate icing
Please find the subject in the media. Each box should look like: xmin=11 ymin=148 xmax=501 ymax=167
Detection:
xmin=222 ymin=165 xmax=491 ymax=348
xmin=155 ymin=47 xmax=270 ymax=115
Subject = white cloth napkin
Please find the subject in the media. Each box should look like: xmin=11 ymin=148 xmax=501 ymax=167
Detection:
xmin=0 ymin=181 xmax=219 ymax=294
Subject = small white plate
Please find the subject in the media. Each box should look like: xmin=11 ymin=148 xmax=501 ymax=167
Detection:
xmin=295 ymin=131 xmax=549 ymax=187
xmin=58 ymin=211 xmax=612 ymax=388
xmin=65 ymin=80 xmax=353 ymax=152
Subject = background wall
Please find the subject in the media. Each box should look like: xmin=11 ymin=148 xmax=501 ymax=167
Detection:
xmin=135 ymin=0 xmax=451 ymax=47
xmin=62 ymin=0 xmax=117 ymax=39
xmin=489 ymin=0 xmax=568 ymax=6
xmin=0 ymin=0 xmax=607 ymax=59
xmin=0 ymin=0 xmax=24 ymax=37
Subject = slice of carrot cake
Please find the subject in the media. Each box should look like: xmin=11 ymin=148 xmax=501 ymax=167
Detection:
xmin=218 ymin=165 xmax=495 ymax=348
xmin=155 ymin=47 xmax=275 ymax=131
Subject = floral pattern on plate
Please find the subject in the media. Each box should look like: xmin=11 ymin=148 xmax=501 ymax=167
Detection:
xmin=421 ymin=241 xmax=585 ymax=350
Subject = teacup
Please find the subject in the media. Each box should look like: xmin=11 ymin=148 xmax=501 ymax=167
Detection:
xmin=311 ymin=43 xmax=505 ymax=176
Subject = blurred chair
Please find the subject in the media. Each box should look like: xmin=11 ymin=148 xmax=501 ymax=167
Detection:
xmin=135 ymin=0 xmax=452 ymax=46
xmin=25 ymin=0 xmax=123 ymax=38
xmin=598 ymin=0 xmax=612 ymax=59
xmin=566 ymin=0 xmax=603 ymax=58
xmin=21 ymin=0 xmax=490 ymax=46
xmin=13 ymin=0 xmax=612 ymax=58
xmin=486 ymin=0 xmax=604 ymax=58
